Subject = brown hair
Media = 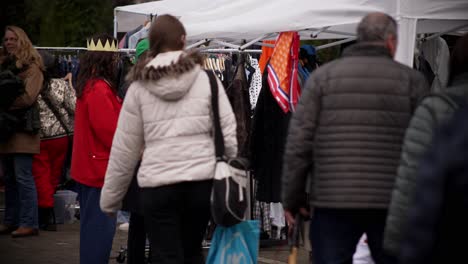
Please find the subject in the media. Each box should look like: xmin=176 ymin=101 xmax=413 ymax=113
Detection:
xmin=132 ymin=14 xmax=186 ymax=74
xmin=76 ymin=33 xmax=120 ymax=98
xmin=448 ymin=34 xmax=468 ymax=85
xmin=1 ymin=25 xmax=44 ymax=70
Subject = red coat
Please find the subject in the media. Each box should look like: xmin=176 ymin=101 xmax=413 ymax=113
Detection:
xmin=71 ymin=79 xmax=122 ymax=188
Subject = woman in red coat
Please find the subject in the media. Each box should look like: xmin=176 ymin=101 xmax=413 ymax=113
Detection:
xmin=71 ymin=34 xmax=122 ymax=264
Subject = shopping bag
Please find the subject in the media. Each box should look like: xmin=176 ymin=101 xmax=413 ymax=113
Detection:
xmin=206 ymin=220 xmax=260 ymax=264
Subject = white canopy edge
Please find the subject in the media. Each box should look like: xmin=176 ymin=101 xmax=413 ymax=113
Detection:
xmin=114 ymin=0 xmax=468 ymax=66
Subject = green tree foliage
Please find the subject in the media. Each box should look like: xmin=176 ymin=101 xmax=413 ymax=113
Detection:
xmin=2 ymin=0 xmax=114 ymax=47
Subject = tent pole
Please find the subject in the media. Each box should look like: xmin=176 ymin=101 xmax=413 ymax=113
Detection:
xmin=201 ymin=48 xmax=262 ymax=54
xmin=113 ymin=10 xmax=118 ymax=38
xmin=240 ymin=33 xmax=276 ymax=50
xmin=316 ymin=37 xmax=356 ymax=50
xmin=254 ymin=42 xmax=275 ymax=48
xmin=212 ymin=40 xmax=240 ymax=49
xmin=310 ymin=27 xmax=330 ymax=38
xmin=422 ymin=23 xmax=468 ymax=42
xmin=304 ymin=28 xmax=355 ymax=38
xmin=322 ymin=30 xmax=355 ymax=37
xmin=186 ymin=39 xmax=211 ymax=49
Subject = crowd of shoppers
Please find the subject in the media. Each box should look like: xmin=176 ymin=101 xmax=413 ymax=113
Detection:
xmin=1 ymin=11 xmax=468 ymax=264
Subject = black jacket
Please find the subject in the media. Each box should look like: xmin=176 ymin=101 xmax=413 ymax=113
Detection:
xmin=251 ymin=70 xmax=291 ymax=203
xmin=400 ymin=106 xmax=468 ymax=264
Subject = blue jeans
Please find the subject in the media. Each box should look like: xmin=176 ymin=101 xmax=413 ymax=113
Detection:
xmin=310 ymin=208 xmax=397 ymax=264
xmin=3 ymin=154 xmax=39 ymax=228
xmin=77 ymin=183 xmax=116 ymax=264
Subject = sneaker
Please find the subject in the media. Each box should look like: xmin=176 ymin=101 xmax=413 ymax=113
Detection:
xmin=118 ymin=222 xmax=129 ymax=232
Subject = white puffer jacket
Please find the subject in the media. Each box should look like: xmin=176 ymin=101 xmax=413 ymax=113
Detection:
xmin=100 ymin=51 xmax=237 ymax=213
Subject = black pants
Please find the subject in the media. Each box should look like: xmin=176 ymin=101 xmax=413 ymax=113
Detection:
xmin=141 ymin=180 xmax=212 ymax=264
xmin=310 ymin=208 xmax=397 ymax=264
xmin=127 ymin=212 xmax=147 ymax=264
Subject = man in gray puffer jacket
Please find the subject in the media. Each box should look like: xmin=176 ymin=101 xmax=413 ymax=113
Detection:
xmin=282 ymin=12 xmax=428 ymax=264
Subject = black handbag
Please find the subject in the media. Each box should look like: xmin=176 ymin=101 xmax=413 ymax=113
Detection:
xmin=0 ymin=69 xmax=26 ymax=142
xmin=206 ymin=70 xmax=249 ymax=227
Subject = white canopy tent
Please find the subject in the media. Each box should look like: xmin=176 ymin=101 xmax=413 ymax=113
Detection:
xmin=395 ymin=0 xmax=468 ymax=65
xmin=114 ymin=0 xmax=468 ymax=66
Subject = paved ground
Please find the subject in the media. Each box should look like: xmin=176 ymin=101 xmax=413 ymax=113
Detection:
xmin=0 ymin=192 xmax=309 ymax=264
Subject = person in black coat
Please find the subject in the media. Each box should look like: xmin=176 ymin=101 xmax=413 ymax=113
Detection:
xmin=118 ymin=38 xmax=150 ymax=264
xmin=399 ymin=105 xmax=468 ymax=264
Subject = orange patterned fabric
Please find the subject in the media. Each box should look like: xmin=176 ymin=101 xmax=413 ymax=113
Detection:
xmin=266 ymin=32 xmax=300 ymax=113
xmin=258 ymin=40 xmax=276 ymax=74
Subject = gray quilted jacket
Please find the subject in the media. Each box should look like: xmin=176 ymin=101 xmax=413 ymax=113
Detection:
xmin=282 ymin=43 xmax=428 ymax=213
xmin=384 ymin=73 xmax=468 ymax=256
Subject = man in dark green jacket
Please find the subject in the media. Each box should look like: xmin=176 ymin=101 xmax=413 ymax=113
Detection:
xmin=282 ymin=12 xmax=428 ymax=264
xmin=384 ymin=33 xmax=468 ymax=257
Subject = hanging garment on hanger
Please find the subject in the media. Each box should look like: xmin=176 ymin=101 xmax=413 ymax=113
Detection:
xmin=417 ymin=55 xmax=435 ymax=87
xmin=124 ymin=25 xmax=143 ymax=49
xmin=249 ymin=58 xmax=262 ymax=109
xmin=226 ymin=57 xmax=251 ymax=158
xmin=128 ymin=26 xmax=148 ymax=49
xmin=420 ymin=37 xmax=450 ymax=92
xmin=251 ymin=69 xmax=291 ymax=203
xmin=259 ymin=40 xmax=276 ymax=74
xmin=266 ymin=32 xmax=301 ymax=113
xmin=254 ymin=200 xmax=272 ymax=237
xmin=270 ymin=203 xmax=285 ymax=240
xmin=119 ymin=33 xmax=127 ymax=49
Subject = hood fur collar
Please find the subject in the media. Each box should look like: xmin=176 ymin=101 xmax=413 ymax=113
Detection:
xmin=127 ymin=51 xmax=203 ymax=82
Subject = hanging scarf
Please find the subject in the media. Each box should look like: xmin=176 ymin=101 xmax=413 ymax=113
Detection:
xmin=266 ymin=32 xmax=300 ymax=113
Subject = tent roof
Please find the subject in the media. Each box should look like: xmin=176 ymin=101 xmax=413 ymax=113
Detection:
xmin=115 ymin=0 xmax=468 ymax=65
xmin=115 ymin=0 xmax=468 ymax=40
xmin=115 ymin=0 xmax=397 ymax=40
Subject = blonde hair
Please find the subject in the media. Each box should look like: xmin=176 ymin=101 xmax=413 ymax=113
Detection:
xmin=1 ymin=25 xmax=44 ymax=70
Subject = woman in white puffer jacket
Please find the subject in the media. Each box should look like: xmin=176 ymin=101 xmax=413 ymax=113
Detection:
xmin=100 ymin=14 xmax=237 ymax=264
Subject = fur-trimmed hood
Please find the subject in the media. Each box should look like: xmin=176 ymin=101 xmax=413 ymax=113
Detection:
xmin=128 ymin=51 xmax=203 ymax=101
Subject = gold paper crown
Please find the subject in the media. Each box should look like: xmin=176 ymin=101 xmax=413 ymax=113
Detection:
xmin=86 ymin=38 xmax=118 ymax=52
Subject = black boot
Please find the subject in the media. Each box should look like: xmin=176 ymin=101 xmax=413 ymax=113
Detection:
xmin=39 ymin=207 xmax=57 ymax=231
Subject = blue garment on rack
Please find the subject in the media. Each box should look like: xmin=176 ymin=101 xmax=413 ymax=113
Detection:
xmin=298 ymin=63 xmax=310 ymax=81
xmin=301 ymin=45 xmax=316 ymax=56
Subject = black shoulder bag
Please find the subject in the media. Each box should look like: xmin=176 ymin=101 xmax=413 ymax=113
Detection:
xmin=206 ymin=70 xmax=249 ymax=227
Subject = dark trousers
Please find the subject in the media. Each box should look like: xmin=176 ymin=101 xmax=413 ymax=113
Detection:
xmin=127 ymin=212 xmax=147 ymax=264
xmin=77 ymin=183 xmax=116 ymax=264
xmin=310 ymin=208 xmax=397 ymax=264
xmin=3 ymin=154 xmax=38 ymax=228
xmin=141 ymin=180 xmax=212 ymax=264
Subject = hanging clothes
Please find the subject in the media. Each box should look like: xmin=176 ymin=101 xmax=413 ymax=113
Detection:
xmin=420 ymin=37 xmax=450 ymax=92
xmin=124 ymin=25 xmax=143 ymax=49
xmin=226 ymin=56 xmax=251 ymax=158
xmin=254 ymin=200 xmax=272 ymax=237
xmin=250 ymin=69 xmax=291 ymax=203
xmin=270 ymin=203 xmax=285 ymax=239
xmin=128 ymin=27 xmax=149 ymax=49
xmin=266 ymin=32 xmax=300 ymax=113
xmin=249 ymin=58 xmax=262 ymax=109
xmin=258 ymin=40 xmax=276 ymax=74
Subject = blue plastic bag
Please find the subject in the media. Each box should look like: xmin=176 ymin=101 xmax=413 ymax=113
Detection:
xmin=206 ymin=220 xmax=260 ymax=264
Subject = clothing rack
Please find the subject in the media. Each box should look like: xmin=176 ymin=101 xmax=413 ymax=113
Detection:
xmin=200 ymin=48 xmax=262 ymax=54
xmin=35 ymin=47 xmax=136 ymax=54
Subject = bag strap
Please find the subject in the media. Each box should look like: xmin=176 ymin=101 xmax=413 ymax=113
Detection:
xmin=206 ymin=70 xmax=226 ymax=159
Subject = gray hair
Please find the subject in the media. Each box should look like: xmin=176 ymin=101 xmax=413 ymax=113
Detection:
xmin=357 ymin=12 xmax=398 ymax=42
